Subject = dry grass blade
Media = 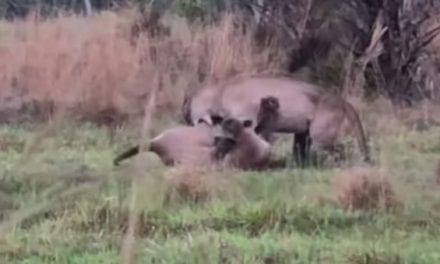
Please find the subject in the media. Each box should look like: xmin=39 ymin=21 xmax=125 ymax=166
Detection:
xmin=418 ymin=25 xmax=440 ymax=50
xmin=0 ymin=11 xmax=287 ymax=124
xmin=363 ymin=14 xmax=387 ymax=63
xmin=120 ymin=77 xmax=158 ymax=264
xmin=0 ymin=179 xmax=101 ymax=235
xmin=342 ymin=12 xmax=387 ymax=96
xmin=436 ymin=160 xmax=440 ymax=186
xmin=18 ymin=108 xmax=67 ymax=163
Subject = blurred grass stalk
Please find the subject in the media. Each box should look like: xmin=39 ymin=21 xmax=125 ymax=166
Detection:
xmin=120 ymin=75 xmax=159 ymax=264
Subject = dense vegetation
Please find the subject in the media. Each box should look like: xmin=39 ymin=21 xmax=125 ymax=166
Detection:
xmin=0 ymin=1 xmax=439 ymax=263
xmin=2 ymin=0 xmax=440 ymax=106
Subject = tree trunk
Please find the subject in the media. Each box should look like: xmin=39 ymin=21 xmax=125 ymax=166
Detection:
xmin=83 ymin=0 xmax=92 ymax=16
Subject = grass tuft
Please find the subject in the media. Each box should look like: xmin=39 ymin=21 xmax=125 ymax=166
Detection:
xmin=333 ymin=167 xmax=400 ymax=212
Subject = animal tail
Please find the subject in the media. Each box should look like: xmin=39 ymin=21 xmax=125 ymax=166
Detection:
xmin=342 ymin=101 xmax=371 ymax=163
xmin=113 ymin=145 xmax=141 ymax=166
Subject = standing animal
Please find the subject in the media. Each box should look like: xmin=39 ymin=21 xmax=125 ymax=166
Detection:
xmin=182 ymin=75 xmax=370 ymax=167
xmin=182 ymin=86 xmax=221 ymax=126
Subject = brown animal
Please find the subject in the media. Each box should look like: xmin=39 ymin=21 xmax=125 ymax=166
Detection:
xmin=113 ymin=119 xmax=270 ymax=170
xmin=113 ymin=122 xmax=217 ymax=167
xmin=114 ymin=96 xmax=278 ymax=169
xmin=182 ymin=86 xmax=222 ymax=126
xmin=213 ymin=117 xmax=273 ymax=170
xmin=254 ymin=96 xmax=281 ymax=143
xmin=211 ymin=96 xmax=279 ymax=169
xmin=183 ymin=75 xmax=370 ymax=167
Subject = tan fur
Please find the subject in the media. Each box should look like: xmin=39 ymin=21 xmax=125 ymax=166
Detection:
xmin=183 ymin=86 xmax=223 ymax=126
xmin=255 ymin=96 xmax=280 ymax=142
xmin=113 ymin=122 xmax=219 ymax=167
xmin=224 ymin=128 xmax=271 ymax=170
xmin=216 ymin=118 xmax=272 ymax=170
xmin=148 ymin=123 xmax=217 ymax=167
xmin=185 ymin=76 xmax=370 ymax=163
xmin=309 ymin=94 xmax=369 ymax=159
xmin=114 ymin=114 xmax=273 ymax=170
xmin=218 ymin=76 xmax=320 ymax=133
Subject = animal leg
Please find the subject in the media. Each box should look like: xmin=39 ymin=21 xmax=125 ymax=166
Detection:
xmin=293 ymin=131 xmax=311 ymax=168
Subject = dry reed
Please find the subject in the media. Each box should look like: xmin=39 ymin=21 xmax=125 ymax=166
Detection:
xmin=0 ymin=11 xmax=285 ymax=124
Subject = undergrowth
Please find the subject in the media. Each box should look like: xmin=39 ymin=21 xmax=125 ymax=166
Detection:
xmin=0 ymin=119 xmax=438 ymax=263
xmin=0 ymin=7 xmax=439 ymax=264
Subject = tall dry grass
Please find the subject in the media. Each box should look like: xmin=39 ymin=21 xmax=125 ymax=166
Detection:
xmin=0 ymin=10 xmax=286 ymax=124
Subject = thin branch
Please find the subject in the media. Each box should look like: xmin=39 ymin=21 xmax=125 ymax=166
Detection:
xmin=298 ymin=0 xmax=313 ymax=39
xmin=242 ymin=1 xmax=299 ymax=40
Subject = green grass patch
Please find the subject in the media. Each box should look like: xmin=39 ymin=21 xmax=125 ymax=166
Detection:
xmin=0 ymin=122 xmax=439 ymax=263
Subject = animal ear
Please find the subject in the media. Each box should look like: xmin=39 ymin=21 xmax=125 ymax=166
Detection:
xmin=243 ymin=120 xmax=253 ymax=128
xmin=211 ymin=115 xmax=224 ymax=125
xmin=197 ymin=118 xmax=206 ymax=124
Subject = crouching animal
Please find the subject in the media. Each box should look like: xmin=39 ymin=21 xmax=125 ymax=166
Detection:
xmin=211 ymin=95 xmax=280 ymax=170
xmin=213 ymin=118 xmax=272 ymax=170
xmin=113 ymin=121 xmax=217 ymax=167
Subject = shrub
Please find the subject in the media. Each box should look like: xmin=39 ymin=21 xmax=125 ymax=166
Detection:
xmin=333 ymin=167 xmax=399 ymax=211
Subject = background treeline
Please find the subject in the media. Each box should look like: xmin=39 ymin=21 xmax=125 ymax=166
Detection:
xmin=1 ymin=0 xmax=440 ymax=107
xmin=0 ymin=0 xmax=124 ymax=18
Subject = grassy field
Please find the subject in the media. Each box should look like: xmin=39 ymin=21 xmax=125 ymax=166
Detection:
xmin=0 ymin=118 xmax=439 ymax=264
xmin=0 ymin=9 xmax=439 ymax=264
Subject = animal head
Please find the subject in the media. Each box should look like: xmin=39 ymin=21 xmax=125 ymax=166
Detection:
xmin=212 ymin=117 xmax=253 ymax=160
xmin=255 ymin=96 xmax=280 ymax=136
xmin=209 ymin=109 xmax=253 ymax=131
xmin=195 ymin=108 xmax=234 ymax=127
xmin=260 ymin=96 xmax=280 ymax=113
xmin=220 ymin=118 xmax=249 ymax=139
xmin=211 ymin=114 xmax=224 ymax=126
xmin=192 ymin=112 xmax=223 ymax=126
xmin=213 ymin=136 xmax=236 ymax=160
